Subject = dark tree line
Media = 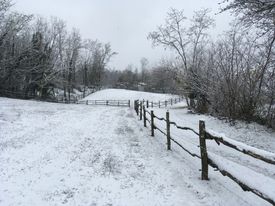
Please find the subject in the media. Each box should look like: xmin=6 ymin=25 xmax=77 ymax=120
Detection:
xmin=0 ymin=0 xmax=116 ymax=101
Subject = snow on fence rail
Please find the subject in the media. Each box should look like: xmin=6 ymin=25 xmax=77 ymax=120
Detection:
xmin=78 ymin=99 xmax=131 ymax=107
xmin=208 ymin=153 xmax=275 ymax=205
xmin=134 ymin=100 xmax=275 ymax=205
xmin=205 ymin=130 xmax=275 ymax=165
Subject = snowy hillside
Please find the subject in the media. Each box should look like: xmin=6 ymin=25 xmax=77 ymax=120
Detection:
xmin=83 ymin=89 xmax=177 ymax=101
xmin=0 ymin=89 xmax=274 ymax=206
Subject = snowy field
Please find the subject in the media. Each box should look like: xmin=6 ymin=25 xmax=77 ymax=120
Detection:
xmin=0 ymin=89 xmax=274 ymax=206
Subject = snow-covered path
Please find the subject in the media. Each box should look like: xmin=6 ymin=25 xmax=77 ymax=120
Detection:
xmin=0 ymin=96 xmax=271 ymax=206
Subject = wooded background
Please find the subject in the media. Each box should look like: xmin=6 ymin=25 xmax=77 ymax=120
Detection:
xmin=0 ymin=0 xmax=274 ymax=128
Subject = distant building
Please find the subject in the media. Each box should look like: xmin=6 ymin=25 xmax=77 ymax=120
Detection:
xmin=138 ymin=82 xmax=146 ymax=91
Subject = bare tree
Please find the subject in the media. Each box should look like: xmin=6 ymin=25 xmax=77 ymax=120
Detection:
xmin=148 ymin=8 xmax=214 ymax=112
xmin=0 ymin=1 xmax=118 ymax=101
xmin=52 ymin=17 xmax=68 ymax=98
xmin=220 ymin=0 xmax=275 ymax=33
xmin=65 ymin=28 xmax=81 ymax=101
xmin=148 ymin=8 xmax=189 ymax=71
xmin=220 ymin=0 xmax=275 ymax=126
xmin=0 ymin=2 xmax=32 ymax=94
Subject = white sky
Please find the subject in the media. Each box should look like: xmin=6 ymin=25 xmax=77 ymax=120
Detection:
xmin=14 ymin=0 xmax=233 ymax=70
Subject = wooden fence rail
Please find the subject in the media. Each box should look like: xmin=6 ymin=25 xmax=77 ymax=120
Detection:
xmin=134 ymin=100 xmax=275 ymax=205
xmin=140 ymin=96 xmax=185 ymax=109
xmin=205 ymin=131 xmax=275 ymax=165
xmin=78 ymin=100 xmax=130 ymax=107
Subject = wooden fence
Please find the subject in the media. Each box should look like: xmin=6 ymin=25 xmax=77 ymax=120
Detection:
xmin=140 ymin=96 xmax=185 ymax=108
xmin=0 ymin=88 xmax=131 ymax=107
xmin=79 ymin=99 xmax=131 ymax=107
xmin=134 ymin=100 xmax=275 ymax=205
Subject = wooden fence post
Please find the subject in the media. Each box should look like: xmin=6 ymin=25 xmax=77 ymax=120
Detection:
xmin=199 ymin=120 xmax=208 ymax=180
xmin=143 ymin=105 xmax=146 ymax=127
xmin=165 ymin=101 xmax=167 ymax=107
xmin=146 ymin=100 xmax=149 ymax=108
xmin=151 ymin=102 xmax=153 ymax=108
xmin=166 ymin=111 xmax=171 ymax=150
xmin=139 ymin=102 xmax=142 ymax=120
xmin=136 ymin=101 xmax=139 ymax=115
xmin=151 ymin=110 xmax=154 ymax=137
xmin=134 ymin=101 xmax=137 ymax=114
xmin=86 ymin=100 xmax=88 ymax=105
xmin=128 ymin=100 xmax=130 ymax=107
xmin=171 ymin=98 xmax=173 ymax=105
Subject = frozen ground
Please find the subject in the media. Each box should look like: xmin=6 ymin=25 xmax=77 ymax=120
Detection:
xmin=0 ymin=89 xmax=274 ymax=206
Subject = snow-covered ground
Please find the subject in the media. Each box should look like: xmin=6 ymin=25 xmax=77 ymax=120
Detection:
xmin=0 ymin=89 xmax=274 ymax=206
xmin=83 ymin=89 xmax=176 ymax=101
xmin=150 ymin=104 xmax=275 ymax=178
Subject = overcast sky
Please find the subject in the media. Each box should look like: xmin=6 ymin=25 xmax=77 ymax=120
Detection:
xmin=14 ymin=0 xmax=233 ymax=70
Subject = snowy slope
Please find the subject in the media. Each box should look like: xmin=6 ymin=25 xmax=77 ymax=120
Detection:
xmin=83 ymin=88 xmax=177 ymax=101
xmin=0 ymin=90 xmax=274 ymax=206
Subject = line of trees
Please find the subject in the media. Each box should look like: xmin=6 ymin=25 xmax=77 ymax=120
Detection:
xmin=102 ymin=58 xmax=178 ymax=94
xmin=0 ymin=0 xmax=176 ymax=100
xmin=1 ymin=0 xmax=274 ymax=128
xmin=148 ymin=1 xmax=275 ymax=128
xmin=0 ymin=0 xmax=116 ymax=100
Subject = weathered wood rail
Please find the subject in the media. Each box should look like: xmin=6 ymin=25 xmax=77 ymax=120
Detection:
xmin=205 ymin=131 xmax=275 ymax=165
xmin=134 ymin=100 xmax=275 ymax=205
xmin=140 ymin=96 xmax=185 ymax=108
xmin=78 ymin=99 xmax=131 ymax=107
